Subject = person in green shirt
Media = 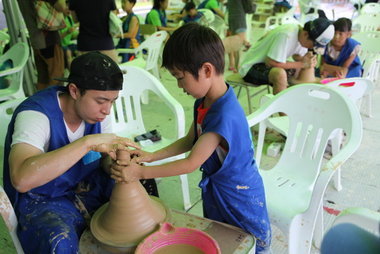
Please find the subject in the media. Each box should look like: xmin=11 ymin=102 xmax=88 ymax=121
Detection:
xmin=198 ymin=0 xmax=225 ymax=19
xmin=145 ymin=0 xmax=177 ymax=32
xmin=59 ymin=11 xmax=79 ymax=68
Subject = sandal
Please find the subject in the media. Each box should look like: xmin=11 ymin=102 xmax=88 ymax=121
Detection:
xmin=228 ymin=67 xmax=238 ymax=73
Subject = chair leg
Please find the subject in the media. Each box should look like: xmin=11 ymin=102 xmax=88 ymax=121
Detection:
xmin=255 ymin=122 xmax=267 ymax=168
xmin=313 ymin=204 xmax=324 ymax=248
xmin=245 ymin=86 xmax=252 ymax=114
xmin=180 ymin=174 xmax=192 ymax=210
xmin=331 ymin=130 xmax=343 ymax=191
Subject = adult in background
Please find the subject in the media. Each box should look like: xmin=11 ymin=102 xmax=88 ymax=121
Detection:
xmin=69 ymin=0 xmax=119 ymax=62
xmin=240 ymin=18 xmax=335 ymax=94
xmin=17 ymin=0 xmax=66 ymax=90
xmin=226 ymin=0 xmax=252 ymax=72
xmin=3 ymin=52 xmax=139 ymax=253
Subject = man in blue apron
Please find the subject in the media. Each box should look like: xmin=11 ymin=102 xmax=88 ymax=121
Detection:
xmin=3 ymin=52 xmax=139 ymax=253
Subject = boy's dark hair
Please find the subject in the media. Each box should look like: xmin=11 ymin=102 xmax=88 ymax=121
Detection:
xmin=162 ymin=23 xmax=225 ymax=79
xmin=184 ymin=1 xmax=196 ymax=11
xmin=153 ymin=0 xmax=165 ymax=9
xmin=334 ymin=18 xmax=352 ymax=32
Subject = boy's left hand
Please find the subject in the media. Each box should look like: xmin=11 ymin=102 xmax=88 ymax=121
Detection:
xmin=110 ymin=157 xmax=142 ymax=183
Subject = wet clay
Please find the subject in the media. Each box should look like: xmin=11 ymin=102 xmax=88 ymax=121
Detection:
xmin=90 ymin=150 xmax=168 ymax=247
xmin=153 ymin=244 xmax=205 ymax=254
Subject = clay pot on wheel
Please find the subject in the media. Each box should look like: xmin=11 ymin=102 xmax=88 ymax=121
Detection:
xmin=90 ymin=150 xmax=169 ymax=250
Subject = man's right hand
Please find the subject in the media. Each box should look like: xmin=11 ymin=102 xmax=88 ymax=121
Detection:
xmin=87 ymin=134 xmax=140 ymax=160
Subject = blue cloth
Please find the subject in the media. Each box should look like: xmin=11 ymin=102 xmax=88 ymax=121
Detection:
xmin=117 ymin=12 xmax=141 ymax=63
xmin=324 ymin=38 xmax=362 ymax=78
xmin=183 ymin=12 xmax=204 ymax=24
xmin=3 ymin=86 xmax=114 ymax=254
xmin=194 ymin=85 xmax=271 ymax=253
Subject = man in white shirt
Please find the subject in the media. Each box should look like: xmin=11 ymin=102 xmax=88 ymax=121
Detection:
xmin=3 ymin=52 xmax=139 ymax=253
xmin=239 ymin=18 xmax=334 ymax=94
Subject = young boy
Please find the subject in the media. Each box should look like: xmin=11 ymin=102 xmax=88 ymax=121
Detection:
xmin=182 ymin=2 xmax=206 ymax=24
xmin=110 ymin=23 xmax=271 ymax=253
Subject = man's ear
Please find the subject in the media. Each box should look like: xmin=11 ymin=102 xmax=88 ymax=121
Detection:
xmin=68 ymin=83 xmax=80 ymax=99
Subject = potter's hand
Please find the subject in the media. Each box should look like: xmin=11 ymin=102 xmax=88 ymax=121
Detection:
xmin=111 ymin=157 xmax=142 ymax=183
xmin=87 ymin=134 xmax=140 ymax=160
xmin=129 ymin=149 xmax=155 ymax=163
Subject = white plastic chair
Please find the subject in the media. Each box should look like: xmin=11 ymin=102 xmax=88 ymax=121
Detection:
xmin=0 ymin=186 xmax=24 ymax=254
xmin=360 ymin=3 xmax=380 ymax=15
xmin=210 ymin=15 xmax=227 ymax=39
xmin=0 ymin=98 xmax=25 ymax=254
xmin=264 ymin=14 xmax=300 ymax=32
xmin=247 ymin=84 xmax=363 ymax=254
xmin=118 ymin=31 xmax=168 ymax=79
xmin=197 ymin=8 xmax=215 ymax=24
xmin=352 ymin=15 xmax=380 ymax=32
xmin=0 ymin=42 xmax=29 ymax=102
xmin=111 ymin=66 xmax=191 ymax=210
xmin=255 ymin=78 xmax=372 ymax=191
xmin=352 ymin=31 xmax=380 ymax=87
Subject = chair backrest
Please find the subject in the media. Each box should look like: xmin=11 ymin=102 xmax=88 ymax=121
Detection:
xmin=0 ymin=42 xmax=30 ymax=102
xmin=135 ymin=30 xmax=167 ymax=76
xmin=352 ymin=31 xmax=380 ymax=62
xmin=0 ymin=97 xmax=25 ymax=148
xmin=360 ymin=3 xmax=380 ymax=15
xmin=197 ymin=8 xmax=215 ymax=24
xmin=210 ymin=15 xmax=226 ymax=39
xmin=352 ymin=15 xmax=380 ymax=32
xmin=0 ymin=185 xmax=24 ymax=253
xmin=324 ymin=77 xmax=374 ymax=108
xmin=111 ymin=66 xmax=185 ymax=139
xmin=248 ymin=84 xmax=362 ymax=179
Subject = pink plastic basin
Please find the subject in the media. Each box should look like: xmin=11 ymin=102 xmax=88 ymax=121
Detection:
xmin=135 ymin=222 xmax=221 ymax=254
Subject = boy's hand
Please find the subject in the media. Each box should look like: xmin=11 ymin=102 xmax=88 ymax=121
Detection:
xmin=129 ymin=150 xmax=155 ymax=163
xmin=110 ymin=157 xmax=142 ymax=183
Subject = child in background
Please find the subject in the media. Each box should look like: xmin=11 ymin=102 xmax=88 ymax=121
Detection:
xmin=321 ymin=18 xmax=362 ymax=78
xmin=146 ymin=0 xmax=177 ymax=32
xmin=110 ymin=23 xmax=272 ymax=253
xmin=182 ymin=2 xmax=206 ymax=24
xmin=117 ymin=0 xmax=141 ymax=63
xmin=197 ymin=0 xmax=225 ymax=19
xmin=59 ymin=11 xmax=79 ymax=69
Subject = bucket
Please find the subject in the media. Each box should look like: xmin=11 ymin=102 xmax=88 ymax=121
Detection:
xmin=135 ymin=222 xmax=221 ymax=254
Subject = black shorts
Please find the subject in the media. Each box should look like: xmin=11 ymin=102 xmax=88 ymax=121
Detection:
xmin=243 ymin=63 xmax=296 ymax=85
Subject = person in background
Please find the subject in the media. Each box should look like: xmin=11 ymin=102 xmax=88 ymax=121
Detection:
xmin=197 ymin=0 xmax=225 ymax=19
xmin=320 ymin=18 xmax=362 ymax=78
xmin=240 ymin=18 xmax=334 ymax=94
xmin=17 ymin=0 xmax=66 ymax=90
xmin=3 ymin=52 xmax=139 ymax=253
xmin=182 ymin=2 xmax=206 ymax=24
xmin=69 ymin=0 xmax=119 ymax=62
xmin=146 ymin=0 xmax=177 ymax=32
xmin=110 ymin=23 xmax=272 ymax=254
xmin=117 ymin=0 xmax=141 ymax=63
xmin=59 ymin=10 xmax=79 ymax=69
xmin=226 ymin=0 xmax=251 ymax=72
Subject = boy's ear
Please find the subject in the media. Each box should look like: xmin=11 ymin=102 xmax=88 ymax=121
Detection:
xmin=202 ymin=62 xmax=213 ymax=78
xmin=348 ymin=31 xmax=352 ymax=37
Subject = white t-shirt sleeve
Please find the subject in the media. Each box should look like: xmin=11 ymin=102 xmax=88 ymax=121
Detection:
xmin=267 ymin=32 xmax=292 ymax=63
xmin=12 ymin=110 xmax=51 ymax=152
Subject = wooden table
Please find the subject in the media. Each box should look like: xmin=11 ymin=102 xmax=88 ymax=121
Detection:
xmin=79 ymin=209 xmax=256 ymax=254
